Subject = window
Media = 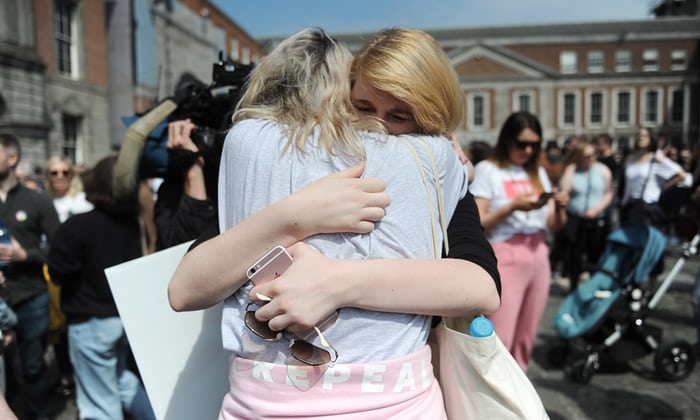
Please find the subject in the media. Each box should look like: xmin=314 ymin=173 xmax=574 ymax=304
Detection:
xmin=642 ymin=88 xmax=661 ymax=124
xmin=230 ymin=37 xmax=239 ymax=61
xmin=617 ymin=92 xmax=630 ymax=123
xmin=642 ymin=49 xmax=659 ymax=71
xmin=671 ymin=49 xmax=687 ymax=71
xmin=615 ymin=50 xmax=632 ymax=72
xmin=560 ymin=51 xmax=577 ymax=74
xmin=564 ymin=93 xmax=576 ymax=125
xmin=670 ymin=89 xmax=684 ymax=124
xmin=589 ymin=91 xmax=604 ymax=125
xmin=511 ymin=91 xmax=534 ymax=113
xmin=473 ymin=96 xmax=484 ymax=127
xmin=613 ymin=89 xmax=634 ymax=126
xmin=61 ymin=114 xmax=83 ymax=163
xmin=216 ymin=30 xmax=226 ymax=59
xmin=587 ymin=50 xmax=604 ymax=73
xmin=518 ymin=94 xmax=531 ymax=113
xmin=468 ymin=92 xmax=489 ymax=130
xmin=241 ymin=45 xmax=250 ymax=64
xmin=558 ymin=91 xmax=579 ymax=127
xmin=54 ymin=0 xmax=77 ymax=77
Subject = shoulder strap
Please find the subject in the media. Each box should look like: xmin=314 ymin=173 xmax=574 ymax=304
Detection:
xmin=638 ymin=157 xmax=656 ymax=199
xmin=397 ymin=136 xmax=449 ymax=258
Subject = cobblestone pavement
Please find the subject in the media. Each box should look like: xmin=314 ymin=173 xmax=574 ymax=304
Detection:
xmin=530 ymin=243 xmax=700 ymax=420
xmin=14 ymin=242 xmax=700 ymax=420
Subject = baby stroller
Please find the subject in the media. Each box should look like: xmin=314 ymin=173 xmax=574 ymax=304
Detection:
xmin=548 ymin=223 xmax=699 ymax=383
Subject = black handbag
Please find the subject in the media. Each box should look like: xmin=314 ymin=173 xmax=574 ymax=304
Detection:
xmin=620 ymin=158 xmax=667 ymax=227
xmin=621 ymin=198 xmax=666 ymax=226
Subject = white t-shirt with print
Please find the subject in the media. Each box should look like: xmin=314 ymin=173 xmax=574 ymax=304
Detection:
xmin=469 ymin=160 xmax=552 ymax=243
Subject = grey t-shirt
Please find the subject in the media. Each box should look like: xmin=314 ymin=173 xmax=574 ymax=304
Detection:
xmin=218 ymin=119 xmax=467 ymax=363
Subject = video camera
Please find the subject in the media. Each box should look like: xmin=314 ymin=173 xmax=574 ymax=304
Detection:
xmin=131 ymin=56 xmax=254 ymax=179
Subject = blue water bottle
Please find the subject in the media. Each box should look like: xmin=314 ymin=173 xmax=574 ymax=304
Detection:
xmin=469 ymin=316 xmax=494 ymax=337
xmin=0 ymin=218 xmax=11 ymax=267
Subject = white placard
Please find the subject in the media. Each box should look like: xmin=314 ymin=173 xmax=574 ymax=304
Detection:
xmin=106 ymin=241 xmax=229 ymax=420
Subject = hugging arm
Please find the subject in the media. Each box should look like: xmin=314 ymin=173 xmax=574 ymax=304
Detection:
xmin=253 ymin=242 xmax=499 ymax=334
xmin=170 ymin=168 xmax=500 ymax=333
xmin=167 ymin=163 xmax=389 ymax=311
xmin=250 ymin=194 xmax=499 ymax=333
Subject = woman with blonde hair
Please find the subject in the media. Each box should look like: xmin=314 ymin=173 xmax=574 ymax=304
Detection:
xmin=44 ymin=156 xmax=93 ymax=223
xmin=43 ymin=156 xmax=93 ymax=398
xmin=350 ymin=28 xmax=464 ymax=136
xmin=170 ymin=28 xmax=498 ymax=418
xmin=48 ymin=155 xmax=156 ymax=420
xmin=559 ymin=140 xmax=613 ymax=291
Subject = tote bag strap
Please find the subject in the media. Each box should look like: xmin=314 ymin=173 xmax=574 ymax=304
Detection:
xmin=397 ymin=136 xmax=449 ymax=257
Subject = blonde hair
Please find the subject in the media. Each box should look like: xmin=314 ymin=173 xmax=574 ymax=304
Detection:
xmin=565 ymin=140 xmax=594 ymax=168
xmin=44 ymin=155 xmax=83 ymax=197
xmin=233 ymin=28 xmax=381 ymax=158
xmin=350 ymin=28 xmax=466 ymax=136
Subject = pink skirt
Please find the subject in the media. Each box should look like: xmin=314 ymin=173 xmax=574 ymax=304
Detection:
xmin=219 ymin=345 xmax=446 ymax=419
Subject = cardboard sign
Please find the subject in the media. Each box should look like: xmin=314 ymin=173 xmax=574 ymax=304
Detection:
xmin=106 ymin=241 xmax=229 ymax=420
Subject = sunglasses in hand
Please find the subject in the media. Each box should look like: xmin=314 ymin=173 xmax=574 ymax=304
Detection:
xmin=244 ymin=301 xmax=338 ymax=366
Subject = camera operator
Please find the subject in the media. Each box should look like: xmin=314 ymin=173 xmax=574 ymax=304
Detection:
xmin=153 ymin=118 xmax=218 ymax=250
xmin=113 ymin=60 xmax=251 ymax=251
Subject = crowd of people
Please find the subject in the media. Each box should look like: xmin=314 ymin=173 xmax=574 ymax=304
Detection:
xmin=466 ymin=124 xmax=700 ymax=366
xmin=0 ymin=24 xmax=699 ymax=419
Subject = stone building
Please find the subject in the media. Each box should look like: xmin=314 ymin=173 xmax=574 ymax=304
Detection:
xmin=109 ymin=0 xmax=264 ymax=148
xmin=0 ymin=0 xmax=106 ymax=172
xmin=335 ymin=5 xmax=700 ymax=151
xmin=0 ymin=0 xmax=262 ymax=171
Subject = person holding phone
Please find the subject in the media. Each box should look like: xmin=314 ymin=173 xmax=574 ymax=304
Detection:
xmin=169 ymin=28 xmax=499 ymax=418
xmin=470 ymin=111 xmax=569 ymax=371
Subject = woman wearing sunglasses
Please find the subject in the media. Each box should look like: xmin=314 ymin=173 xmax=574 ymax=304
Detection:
xmin=43 ymin=156 xmax=93 ymax=398
xmin=45 ymin=156 xmax=93 ymax=223
xmin=170 ymin=28 xmax=500 ymax=418
xmin=469 ymin=111 xmax=569 ymax=372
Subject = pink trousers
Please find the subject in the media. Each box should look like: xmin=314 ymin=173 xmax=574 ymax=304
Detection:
xmin=489 ymin=232 xmax=551 ymax=371
xmin=219 ymin=345 xmax=446 ymax=419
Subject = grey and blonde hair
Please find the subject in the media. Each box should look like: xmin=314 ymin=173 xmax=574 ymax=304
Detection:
xmin=233 ymin=28 xmax=381 ymax=157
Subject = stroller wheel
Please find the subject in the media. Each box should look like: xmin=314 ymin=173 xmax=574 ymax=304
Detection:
xmin=547 ymin=342 xmax=570 ymax=368
xmin=654 ymin=339 xmax=696 ymax=382
xmin=570 ymin=359 xmax=596 ymax=384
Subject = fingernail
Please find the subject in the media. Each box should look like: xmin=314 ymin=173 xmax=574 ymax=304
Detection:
xmin=256 ymin=293 xmax=272 ymax=301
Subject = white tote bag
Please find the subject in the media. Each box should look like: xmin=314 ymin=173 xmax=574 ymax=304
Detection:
xmin=400 ymin=137 xmax=548 ymax=419
xmin=436 ymin=317 xmax=549 ymax=420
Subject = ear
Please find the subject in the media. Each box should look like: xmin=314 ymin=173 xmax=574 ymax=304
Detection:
xmin=7 ymin=151 xmax=19 ymax=169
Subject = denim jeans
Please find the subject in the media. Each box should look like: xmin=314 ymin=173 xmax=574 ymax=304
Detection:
xmin=68 ymin=317 xmax=155 ymax=420
xmin=13 ymin=291 xmax=49 ymax=419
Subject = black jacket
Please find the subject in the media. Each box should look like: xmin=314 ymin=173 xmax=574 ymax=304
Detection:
xmin=48 ymin=209 xmax=141 ymax=324
xmin=444 ymin=191 xmax=501 ymax=297
xmin=0 ymin=183 xmax=60 ymax=306
xmin=154 ymin=177 xmax=217 ymax=251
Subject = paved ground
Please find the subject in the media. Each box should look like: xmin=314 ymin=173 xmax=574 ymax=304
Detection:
xmin=530 ymin=242 xmax=700 ymax=420
xmin=8 ymin=241 xmax=700 ymax=420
